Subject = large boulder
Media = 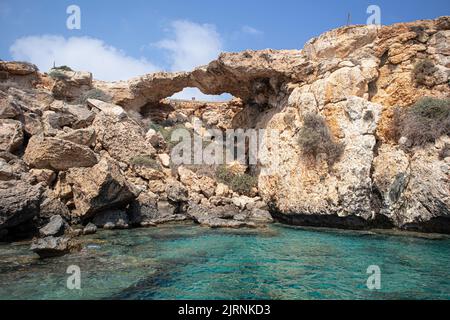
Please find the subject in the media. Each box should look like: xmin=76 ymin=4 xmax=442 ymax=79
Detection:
xmin=0 ymin=91 xmax=22 ymax=119
xmin=66 ymin=157 xmax=138 ymax=218
xmin=374 ymin=138 xmax=450 ymax=233
xmin=0 ymin=119 xmax=24 ymax=153
xmin=24 ymin=136 xmax=98 ymax=171
xmin=0 ymin=61 xmax=38 ymax=75
xmin=39 ymin=190 xmax=71 ymax=220
xmin=127 ymin=192 xmax=159 ymax=226
xmin=91 ymin=102 xmax=155 ymax=164
xmin=41 ymin=110 xmax=77 ymax=135
xmin=166 ymin=181 xmax=189 ymax=202
xmin=51 ymin=70 xmax=93 ymax=101
xmin=0 ymin=180 xmax=43 ymax=230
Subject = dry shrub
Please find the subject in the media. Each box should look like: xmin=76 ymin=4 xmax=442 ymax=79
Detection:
xmin=298 ymin=113 xmax=344 ymax=167
xmin=413 ymin=59 xmax=437 ymax=87
xmin=215 ymin=165 xmax=257 ymax=196
xmin=393 ymin=97 xmax=450 ymax=148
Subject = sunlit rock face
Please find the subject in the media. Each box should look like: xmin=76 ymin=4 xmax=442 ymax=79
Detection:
xmin=0 ymin=16 xmax=449 ymax=238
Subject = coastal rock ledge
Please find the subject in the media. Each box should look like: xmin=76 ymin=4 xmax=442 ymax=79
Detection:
xmin=1 ymin=17 xmax=450 ymax=253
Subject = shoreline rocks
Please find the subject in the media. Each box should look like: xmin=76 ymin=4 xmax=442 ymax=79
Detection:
xmin=0 ymin=16 xmax=448 ymax=253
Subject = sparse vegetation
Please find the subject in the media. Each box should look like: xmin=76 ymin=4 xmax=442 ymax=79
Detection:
xmin=52 ymin=65 xmax=73 ymax=72
xmin=297 ymin=113 xmax=344 ymax=167
xmin=148 ymin=121 xmax=192 ymax=149
xmin=74 ymin=88 xmax=112 ymax=104
xmin=413 ymin=59 xmax=437 ymax=87
xmin=130 ymin=155 xmax=162 ymax=170
xmin=48 ymin=69 xmax=69 ymax=81
xmin=215 ymin=165 xmax=257 ymax=196
xmin=392 ymin=97 xmax=450 ymax=148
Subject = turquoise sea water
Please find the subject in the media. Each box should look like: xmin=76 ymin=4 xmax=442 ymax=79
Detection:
xmin=0 ymin=223 xmax=449 ymax=300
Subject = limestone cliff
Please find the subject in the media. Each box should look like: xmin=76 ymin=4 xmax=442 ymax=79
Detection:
xmin=1 ymin=16 xmax=449 ymax=248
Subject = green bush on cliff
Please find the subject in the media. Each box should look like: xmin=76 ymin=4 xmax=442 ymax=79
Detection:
xmin=148 ymin=121 xmax=194 ymax=149
xmin=395 ymin=97 xmax=450 ymax=148
xmin=297 ymin=113 xmax=344 ymax=167
xmin=48 ymin=69 xmax=69 ymax=81
xmin=215 ymin=165 xmax=257 ymax=196
xmin=53 ymin=65 xmax=73 ymax=72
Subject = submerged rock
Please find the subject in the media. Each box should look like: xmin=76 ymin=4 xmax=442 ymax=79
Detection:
xmin=31 ymin=236 xmax=80 ymax=259
xmin=82 ymin=223 xmax=97 ymax=235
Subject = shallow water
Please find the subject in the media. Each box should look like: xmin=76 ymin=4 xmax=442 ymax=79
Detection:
xmin=0 ymin=223 xmax=449 ymax=300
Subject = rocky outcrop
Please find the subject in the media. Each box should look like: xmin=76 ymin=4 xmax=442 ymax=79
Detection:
xmin=66 ymin=157 xmax=138 ymax=218
xmin=39 ymin=215 xmax=67 ymax=237
xmin=24 ymin=136 xmax=98 ymax=171
xmin=0 ymin=119 xmax=24 ymax=153
xmin=0 ymin=61 xmax=38 ymax=76
xmin=0 ymin=180 xmax=43 ymax=231
xmin=91 ymin=101 xmax=156 ymax=164
xmin=0 ymin=16 xmax=449 ymax=237
xmin=51 ymin=70 xmax=93 ymax=101
xmin=95 ymin=48 xmax=311 ymax=111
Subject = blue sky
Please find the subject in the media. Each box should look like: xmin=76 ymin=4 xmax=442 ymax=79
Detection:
xmin=0 ymin=0 xmax=448 ymax=98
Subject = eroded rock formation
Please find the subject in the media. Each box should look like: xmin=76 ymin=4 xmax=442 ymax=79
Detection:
xmin=0 ymin=16 xmax=449 ymax=254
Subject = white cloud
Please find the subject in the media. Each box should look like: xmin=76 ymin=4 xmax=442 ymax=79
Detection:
xmin=9 ymin=20 xmax=232 ymax=101
xmin=10 ymin=35 xmax=158 ymax=81
xmin=241 ymin=25 xmax=263 ymax=36
xmin=154 ymin=20 xmax=229 ymax=101
xmin=154 ymin=20 xmax=223 ymax=72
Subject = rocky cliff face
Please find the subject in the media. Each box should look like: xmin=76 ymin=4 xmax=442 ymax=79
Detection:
xmin=0 ymin=17 xmax=449 ymax=249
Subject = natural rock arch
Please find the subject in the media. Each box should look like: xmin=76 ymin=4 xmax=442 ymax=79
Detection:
xmin=94 ymin=49 xmax=313 ymax=111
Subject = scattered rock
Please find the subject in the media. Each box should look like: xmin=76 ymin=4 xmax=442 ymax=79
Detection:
xmin=0 ymin=180 xmax=43 ymax=231
xmin=39 ymin=215 xmax=67 ymax=237
xmin=0 ymin=61 xmax=38 ymax=75
xmin=92 ymin=111 xmax=155 ymax=164
xmin=0 ymin=119 xmax=23 ymax=153
xmin=31 ymin=236 xmax=80 ymax=259
xmin=92 ymin=210 xmax=129 ymax=229
xmin=158 ymin=153 xmax=171 ymax=167
xmin=82 ymin=223 xmax=97 ymax=235
xmin=29 ymin=169 xmax=56 ymax=185
xmin=24 ymin=136 xmax=98 ymax=171
xmin=166 ymin=181 xmax=189 ymax=202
